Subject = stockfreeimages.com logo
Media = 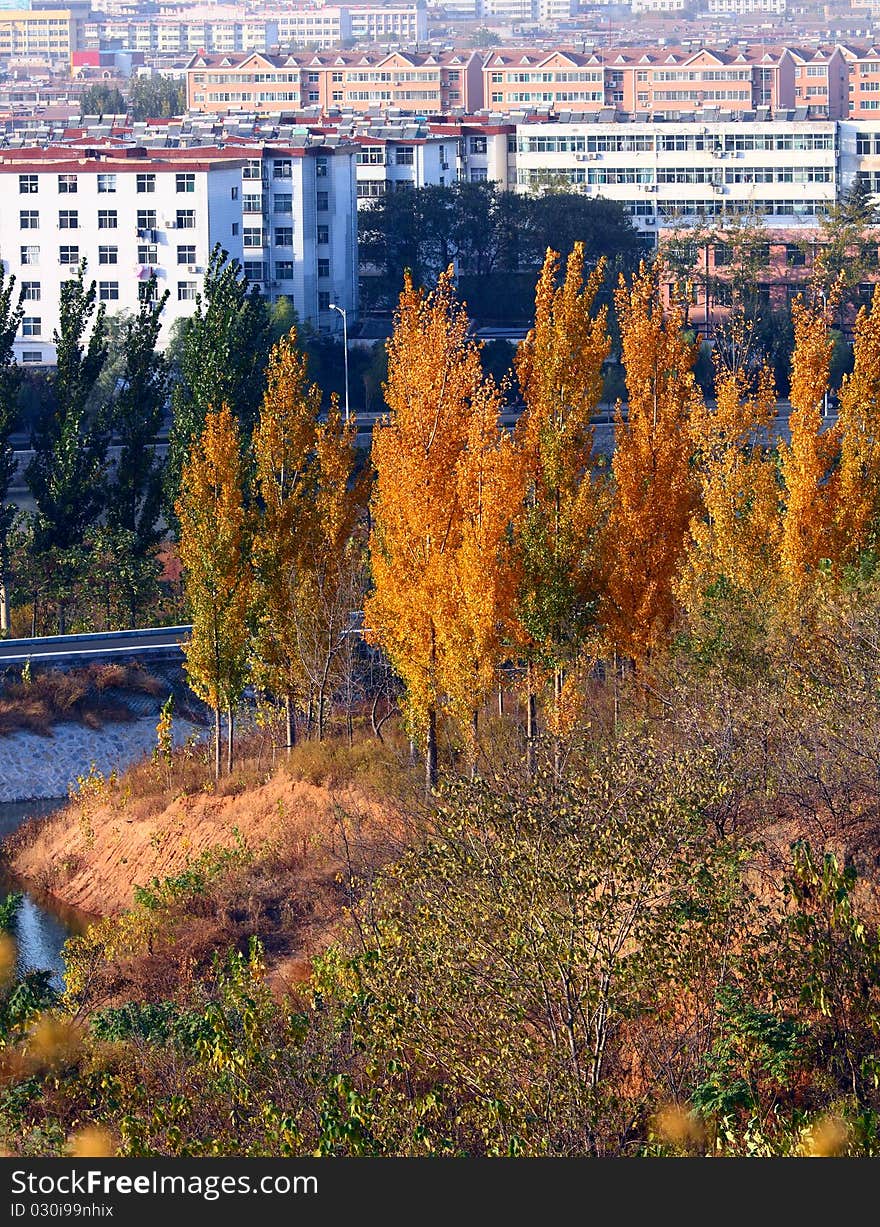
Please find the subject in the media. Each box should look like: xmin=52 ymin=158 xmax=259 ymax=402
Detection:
xmin=11 ymin=1171 xmax=318 ymax=1203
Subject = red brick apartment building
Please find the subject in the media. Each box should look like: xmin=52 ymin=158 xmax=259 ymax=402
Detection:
xmin=186 ymin=49 xmax=484 ymax=116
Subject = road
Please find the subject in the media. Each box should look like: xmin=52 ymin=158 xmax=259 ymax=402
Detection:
xmin=0 ymin=625 xmax=191 ymax=666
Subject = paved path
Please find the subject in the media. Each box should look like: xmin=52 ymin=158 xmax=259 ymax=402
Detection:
xmin=0 ymin=626 xmax=191 ymax=665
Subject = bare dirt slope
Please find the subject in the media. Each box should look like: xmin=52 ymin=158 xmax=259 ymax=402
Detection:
xmin=10 ymin=771 xmax=403 ymax=920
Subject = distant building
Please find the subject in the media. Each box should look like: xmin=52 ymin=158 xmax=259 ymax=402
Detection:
xmin=0 ymin=7 xmax=84 ymax=67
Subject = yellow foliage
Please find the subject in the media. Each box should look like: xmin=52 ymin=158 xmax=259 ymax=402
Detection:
xmin=604 ymin=262 xmax=702 ymax=663
xmin=835 ymin=282 xmax=880 ymax=562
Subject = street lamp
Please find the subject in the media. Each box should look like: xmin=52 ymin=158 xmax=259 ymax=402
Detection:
xmin=328 ymin=302 xmax=349 ymax=423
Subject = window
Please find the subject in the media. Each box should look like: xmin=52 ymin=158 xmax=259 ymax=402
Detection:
xmin=317 ymin=258 xmax=330 ymax=278
xmin=232 ymin=222 xmax=239 ymax=236
xmin=21 ymin=281 xmax=40 ymax=301
xmin=275 ymin=227 xmax=293 ymax=246
xmin=19 ymin=210 xmax=38 ymax=229
xmin=59 ymin=245 xmax=79 ymax=266
xmin=231 ymin=185 xmax=239 ymax=200
xmin=136 ymin=173 xmax=156 ymax=193
xmin=99 ymin=245 xmax=118 ymax=265
xmin=138 ymin=282 xmax=158 ymax=302
xmin=22 ymin=317 xmax=41 ymax=337
xmin=177 ymin=244 xmax=196 ymax=264
xmin=98 ymin=281 xmax=119 ymax=301
xmin=470 ymin=168 xmax=487 ymax=182
xmin=177 ymin=281 xmax=197 ymax=301
xmin=58 ymin=174 xmax=77 ymax=193
xmin=317 ymin=191 xmax=328 ymax=211
xmin=243 ymin=159 xmax=262 ymax=179
xmin=20 ymin=246 xmax=39 ymax=266
xmin=395 ymin=146 xmax=414 ymax=165
xmin=317 ymin=224 xmax=329 ymax=244
xmin=243 ymin=229 xmax=262 ymax=248
xmin=274 ymin=194 xmax=293 ymax=213
xmin=244 ymin=261 xmax=266 ymax=282
xmin=318 ymin=291 xmax=330 ymax=311
xmin=18 ymin=175 xmax=38 ymax=194
xmin=469 ymin=136 xmax=487 ymax=154
xmin=59 ymin=209 xmax=78 ymax=229
xmin=273 ymin=159 xmax=293 ymax=179
xmin=785 ymin=242 xmax=806 ymax=267
xmin=316 ymin=157 xmax=328 ymax=177
xmin=176 ymin=209 xmax=195 ymax=229
xmin=275 ymin=261 xmax=294 ymax=279
xmin=176 ymin=172 xmax=195 ymax=193
xmin=137 ymin=244 xmax=157 ymax=264
xmin=98 ymin=210 xmax=117 ymax=229
xmin=137 ymin=209 xmax=157 ymax=230
xmin=21 ymin=351 xmax=42 ymax=364
xmin=97 ymin=173 xmax=116 ymax=193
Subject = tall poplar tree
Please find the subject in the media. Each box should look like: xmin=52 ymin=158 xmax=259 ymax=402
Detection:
xmin=176 ymin=404 xmax=252 ymax=778
xmin=366 ymin=268 xmax=485 ymax=792
xmin=513 ymin=244 xmax=611 ymax=764
xmin=834 ymin=283 xmax=880 ymax=564
xmin=778 ymin=295 xmax=838 ymax=598
xmin=604 ymin=262 xmax=701 ymax=664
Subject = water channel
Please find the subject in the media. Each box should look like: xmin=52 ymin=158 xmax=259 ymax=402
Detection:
xmin=0 ymin=798 xmax=94 ymax=989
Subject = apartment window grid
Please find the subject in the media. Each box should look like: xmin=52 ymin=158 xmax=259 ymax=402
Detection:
xmin=274 ymin=194 xmax=293 ymax=213
xmin=177 ymin=281 xmax=197 ymax=300
xmin=97 ymin=173 xmax=116 ymax=193
xmin=275 ymin=226 xmax=293 ymax=246
xmin=59 ymin=209 xmax=78 ymax=229
xmin=137 ymin=209 xmax=157 ymax=230
xmin=59 ymin=245 xmax=79 ymax=265
xmin=58 ymin=174 xmax=77 ymax=193
xmin=98 ymin=210 xmax=118 ymax=229
xmin=18 ymin=174 xmax=38 ymax=194
xmin=176 ymin=172 xmax=196 ymax=193
xmin=99 ymin=245 xmax=118 ymax=265
xmin=317 ymin=224 xmax=329 ymax=244
xmin=177 ymin=244 xmax=197 ymax=264
xmin=176 ymin=209 xmax=196 ymax=229
xmin=136 ymin=173 xmax=156 ymax=193
xmin=19 ymin=210 xmax=38 ymax=229
xmin=21 ymin=281 xmax=40 ymax=301
xmin=317 ymin=258 xmax=330 ymax=278
xmin=98 ymin=281 xmax=119 ymax=301
xmin=22 ymin=317 xmax=41 ymax=337
xmin=138 ymin=244 xmax=157 ymax=265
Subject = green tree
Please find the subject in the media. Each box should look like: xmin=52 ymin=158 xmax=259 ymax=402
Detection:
xmin=814 ymin=179 xmax=880 ymax=320
xmin=25 ymin=263 xmax=110 ymax=630
xmin=167 ymin=245 xmax=270 ymax=515
xmin=0 ymin=265 xmax=22 ymax=636
xmin=128 ymin=76 xmax=186 ymax=120
xmin=79 ymin=84 xmax=126 ymax=116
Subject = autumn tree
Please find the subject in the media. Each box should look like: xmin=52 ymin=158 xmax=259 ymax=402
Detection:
xmin=677 ymin=346 xmax=781 ymax=622
xmin=834 ymin=282 xmax=880 ymax=563
xmin=514 ymin=244 xmax=611 ymax=766
xmin=604 ymin=262 xmax=702 ymax=665
xmin=292 ymin=394 xmax=368 ymax=740
xmin=176 ymin=404 xmax=252 ymax=778
xmin=366 ymin=268 xmax=500 ymax=791
xmin=250 ymin=330 xmax=320 ymax=751
xmin=778 ymin=295 xmax=838 ymax=599
xmin=0 ymin=265 xmax=22 ymax=635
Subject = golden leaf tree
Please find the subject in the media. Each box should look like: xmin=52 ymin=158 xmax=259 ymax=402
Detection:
xmin=443 ymin=375 xmax=524 ymax=764
xmin=778 ymin=295 xmax=839 ymax=598
xmin=250 ymin=328 xmax=319 ymax=750
xmin=677 ymin=349 xmax=781 ymax=621
xmin=367 ymin=268 xmax=514 ymax=791
xmin=835 ymin=282 xmax=880 ymax=564
xmin=604 ymin=262 xmax=702 ymax=665
xmin=513 ymin=244 xmax=611 ymax=765
xmin=176 ymin=403 xmax=252 ymax=778
xmin=292 ymin=393 xmax=368 ymax=740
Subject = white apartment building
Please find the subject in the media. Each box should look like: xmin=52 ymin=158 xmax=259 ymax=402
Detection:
xmin=515 ymin=116 xmax=838 ymax=238
xmin=477 ymin=0 xmax=537 ymax=22
xmin=351 ymin=129 xmax=459 ymax=204
xmin=703 ymin=0 xmax=786 ymax=12
xmin=347 ymin=6 xmax=427 ymax=44
xmin=0 ymin=143 xmax=358 ymax=363
xmin=273 ymin=9 xmax=352 ymax=51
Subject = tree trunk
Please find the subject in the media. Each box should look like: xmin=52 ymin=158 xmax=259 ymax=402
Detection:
xmin=0 ymin=575 xmax=7 ymax=639
xmin=471 ymin=708 xmax=479 ymax=780
xmin=497 ymin=682 xmax=504 ymax=718
xmin=213 ymin=706 xmax=221 ymax=780
xmin=226 ymin=703 xmax=234 ymax=775
xmin=526 ymin=661 xmax=537 ymax=778
xmin=347 ymin=708 xmax=353 ymax=747
xmin=553 ymin=667 xmax=563 ymax=780
xmin=317 ymin=688 xmax=326 ymax=741
xmin=612 ymin=650 xmax=619 ymax=737
xmin=284 ymin=693 xmax=296 ymax=753
xmin=306 ymin=691 xmax=314 ymax=740
xmin=425 ymin=706 xmax=437 ymax=796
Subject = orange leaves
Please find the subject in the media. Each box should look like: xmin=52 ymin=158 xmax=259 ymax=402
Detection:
xmin=367 ymin=268 xmax=522 ymax=737
xmin=778 ymin=297 xmax=839 ymax=596
xmin=835 ymin=283 xmax=880 ymax=563
xmin=678 ymin=362 xmax=780 ymax=615
xmin=604 ymin=262 xmax=702 ymax=664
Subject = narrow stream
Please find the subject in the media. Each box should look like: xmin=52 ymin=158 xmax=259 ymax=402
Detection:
xmin=0 ymin=798 xmax=93 ymax=990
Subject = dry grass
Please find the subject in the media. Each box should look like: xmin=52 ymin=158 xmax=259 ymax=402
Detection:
xmin=0 ymin=663 xmax=163 ymax=737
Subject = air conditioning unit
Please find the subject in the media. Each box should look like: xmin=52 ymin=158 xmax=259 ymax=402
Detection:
xmin=644 ymin=217 xmax=656 ymax=225
xmin=165 ymin=218 xmax=177 ymax=228
xmin=187 ymin=264 xmax=202 ymax=273
xmin=644 ymin=184 xmax=658 ymax=193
